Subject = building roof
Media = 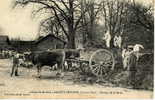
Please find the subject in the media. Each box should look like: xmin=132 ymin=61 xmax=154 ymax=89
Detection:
xmin=0 ymin=35 xmax=9 ymax=42
xmin=10 ymin=40 xmax=35 ymax=45
xmin=0 ymin=35 xmax=10 ymax=45
xmin=35 ymin=34 xmax=67 ymax=44
xmin=10 ymin=40 xmax=35 ymax=52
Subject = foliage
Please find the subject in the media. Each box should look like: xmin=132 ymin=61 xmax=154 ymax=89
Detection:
xmin=12 ymin=0 xmax=154 ymax=50
xmin=13 ymin=0 xmax=90 ymax=48
xmin=123 ymin=2 xmax=154 ymax=49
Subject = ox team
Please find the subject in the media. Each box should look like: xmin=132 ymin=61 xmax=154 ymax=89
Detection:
xmin=11 ymin=49 xmax=80 ymax=78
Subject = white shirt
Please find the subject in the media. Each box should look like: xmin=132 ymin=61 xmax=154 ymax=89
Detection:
xmin=122 ymin=49 xmax=131 ymax=59
xmin=133 ymin=44 xmax=144 ymax=52
xmin=15 ymin=53 xmax=20 ymax=58
xmin=103 ymin=30 xmax=111 ymax=48
xmin=114 ymin=35 xmax=122 ymax=48
xmin=103 ymin=31 xmax=111 ymax=41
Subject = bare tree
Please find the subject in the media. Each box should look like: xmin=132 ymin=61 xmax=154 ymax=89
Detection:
xmin=123 ymin=0 xmax=154 ymax=49
xmin=84 ymin=0 xmax=102 ymax=40
xmin=130 ymin=0 xmax=154 ymax=32
xmin=39 ymin=16 xmax=65 ymax=38
xmin=79 ymin=0 xmax=103 ymax=44
xmin=101 ymin=0 xmax=130 ymax=48
xmin=13 ymin=0 xmax=89 ymax=49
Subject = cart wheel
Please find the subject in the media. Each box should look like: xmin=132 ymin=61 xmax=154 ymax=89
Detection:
xmin=89 ymin=49 xmax=115 ymax=77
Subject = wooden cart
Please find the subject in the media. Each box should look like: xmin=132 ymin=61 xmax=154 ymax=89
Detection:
xmin=66 ymin=49 xmax=115 ymax=77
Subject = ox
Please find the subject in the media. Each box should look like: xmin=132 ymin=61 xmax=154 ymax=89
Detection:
xmin=11 ymin=49 xmax=80 ymax=78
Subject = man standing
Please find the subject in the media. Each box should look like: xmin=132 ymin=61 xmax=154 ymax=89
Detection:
xmin=114 ymin=35 xmax=122 ymax=48
xmin=11 ymin=52 xmax=20 ymax=76
xmin=103 ymin=30 xmax=111 ymax=48
xmin=122 ymin=47 xmax=132 ymax=70
xmin=133 ymin=44 xmax=144 ymax=61
xmin=127 ymin=52 xmax=137 ymax=88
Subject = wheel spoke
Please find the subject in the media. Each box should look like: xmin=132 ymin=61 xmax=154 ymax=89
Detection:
xmin=89 ymin=49 xmax=115 ymax=77
xmin=96 ymin=65 xmax=101 ymax=76
xmin=100 ymin=66 xmax=103 ymax=76
xmin=104 ymin=60 xmax=113 ymax=65
xmin=103 ymin=65 xmax=110 ymax=69
xmin=100 ymin=65 xmax=106 ymax=76
xmin=91 ymin=64 xmax=100 ymax=68
xmin=101 ymin=52 xmax=107 ymax=60
xmin=92 ymin=65 xmax=99 ymax=73
xmin=105 ymin=56 xmax=112 ymax=62
xmin=102 ymin=67 xmax=106 ymax=75
xmin=104 ymin=55 xmax=112 ymax=62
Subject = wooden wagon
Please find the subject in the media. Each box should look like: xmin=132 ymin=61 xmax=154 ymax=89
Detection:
xmin=65 ymin=49 xmax=115 ymax=77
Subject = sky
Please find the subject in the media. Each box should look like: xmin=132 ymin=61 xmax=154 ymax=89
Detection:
xmin=0 ymin=0 xmax=40 ymax=40
xmin=0 ymin=0 xmax=153 ymax=41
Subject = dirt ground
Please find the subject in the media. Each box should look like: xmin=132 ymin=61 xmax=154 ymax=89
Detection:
xmin=0 ymin=59 xmax=153 ymax=99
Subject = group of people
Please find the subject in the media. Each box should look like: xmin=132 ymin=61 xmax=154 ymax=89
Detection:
xmin=122 ymin=44 xmax=144 ymax=70
xmin=102 ymin=30 xmax=144 ymax=69
xmin=122 ymin=44 xmax=144 ymax=88
xmin=0 ymin=49 xmax=15 ymax=58
xmin=102 ymin=30 xmax=145 ymax=88
xmin=102 ymin=30 xmax=122 ymax=48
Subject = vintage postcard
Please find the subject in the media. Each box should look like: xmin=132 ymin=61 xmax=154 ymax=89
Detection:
xmin=0 ymin=0 xmax=153 ymax=99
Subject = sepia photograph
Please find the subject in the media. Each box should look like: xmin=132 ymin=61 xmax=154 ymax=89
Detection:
xmin=0 ymin=0 xmax=154 ymax=99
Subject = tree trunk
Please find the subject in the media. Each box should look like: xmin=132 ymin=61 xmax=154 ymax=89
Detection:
xmin=88 ymin=3 xmax=95 ymax=40
xmin=67 ymin=34 xmax=76 ymax=49
xmin=88 ymin=19 xmax=94 ymax=40
xmin=110 ymin=35 xmax=115 ymax=49
xmin=67 ymin=25 xmax=76 ymax=49
xmin=66 ymin=0 xmax=76 ymax=49
xmin=81 ymin=0 xmax=87 ymax=44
